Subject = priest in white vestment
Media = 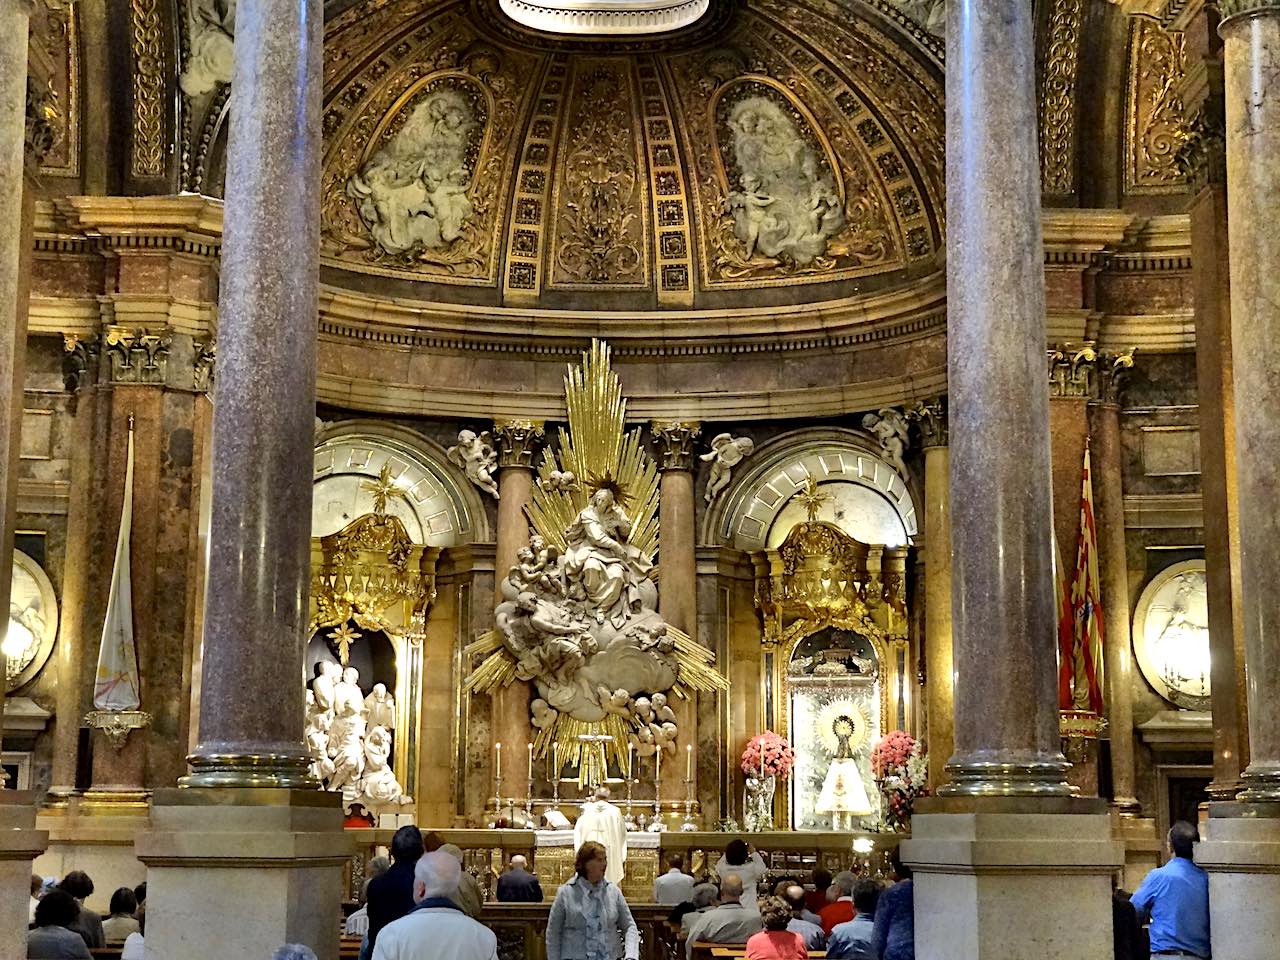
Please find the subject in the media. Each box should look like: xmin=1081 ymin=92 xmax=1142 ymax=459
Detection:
xmin=573 ymin=786 xmax=627 ymax=885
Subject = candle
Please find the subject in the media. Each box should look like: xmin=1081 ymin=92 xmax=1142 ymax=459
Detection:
xmin=759 ymin=738 xmax=765 ymax=779
xmin=527 ymin=742 xmax=533 ymax=782
xmin=629 ymin=742 xmax=635 ymax=780
xmin=656 ymin=743 xmax=661 ymax=785
xmin=495 ymin=742 xmax=502 ymax=781
xmin=553 ymin=741 xmax=559 ymax=781
xmin=686 ymin=743 xmax=692 ymax=781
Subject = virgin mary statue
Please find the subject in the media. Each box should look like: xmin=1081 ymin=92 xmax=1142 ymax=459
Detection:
xmin=563 ymin=485 xmax=653 ymax=626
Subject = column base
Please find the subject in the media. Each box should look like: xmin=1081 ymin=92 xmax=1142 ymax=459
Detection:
xmin=0 ymin=792 xmax=49 ymax=960
xmin=902 ymin=797 xmax=1122 ymax=960
xmin=1197 ymin=803 xmax=1280 ymax=960
xmin=136 ymin=789 xmax=354 ymax=960
xmin=35 ymin=797 xmax=149 ymax=914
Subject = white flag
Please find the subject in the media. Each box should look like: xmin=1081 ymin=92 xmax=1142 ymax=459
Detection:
xmin=93 ymin=422 xmax=141 ymax=711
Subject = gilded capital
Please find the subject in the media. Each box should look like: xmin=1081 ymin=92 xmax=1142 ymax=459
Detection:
xmin=493 ymin=418 xmax=546 ymax=469
xmin=650 ymin=420 xmax=701 ymax=471
xmin=1174 ymin=105 xmax=1226 ymax=189
xmin=905 ymin=396 xmax=948 ymax=448
xmin=1047 ymin=343 xmax=1135 ymax=404
xmin=103 ymin=327 xmax=171 ymax=385
xmin=62 ymin=334 xmax=99 ymax=412
xmin=1096 ymin=348 xmax=1136 ymax=407
xmin=193 ymin=338 xmax=217 ymax=395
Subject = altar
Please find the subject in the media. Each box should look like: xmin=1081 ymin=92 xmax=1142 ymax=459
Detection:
xmin=533 ymin=829 xmax=661 ymax=903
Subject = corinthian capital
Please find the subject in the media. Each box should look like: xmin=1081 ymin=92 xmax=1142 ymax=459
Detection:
xmin=1047 ymin=342 xmax=1099 ymax=399
xmin=1219 ymin=0 xmax=1280 ymax=26
xmin=493 ymin=418 xmax=545 ymax=469
xmin=905 ymin=396 xmax=948 ymax=449
xmin=650 ymin=420 xmax=701 ymax=471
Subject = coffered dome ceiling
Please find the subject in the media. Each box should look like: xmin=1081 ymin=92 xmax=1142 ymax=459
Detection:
xmin=299 ymin=0 xmax=944 ymax=311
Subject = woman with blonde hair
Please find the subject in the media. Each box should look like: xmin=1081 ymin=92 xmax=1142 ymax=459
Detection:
xmin=546 ymin=841 xmax=639 ymax=960
xmin=745 ymin=896 xmax=808 ymax=960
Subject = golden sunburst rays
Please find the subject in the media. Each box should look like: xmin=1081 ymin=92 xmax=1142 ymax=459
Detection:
xmin=814 ymin=698 xmax=873 ymax=756
xmin=526 ymin=339 xmax=661 ymax=564
xmin=668 ymin=626 xmax=731 ymax=696
xmin=461 ymin=630 xmax=515 ymax=696
xmin=534 ymin=712 xmax=636 ymax=788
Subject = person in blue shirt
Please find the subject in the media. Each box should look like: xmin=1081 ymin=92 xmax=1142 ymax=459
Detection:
xmin=826 ymin=878 xmax=881 ymax=959
xmin=1131 ymin=820 xmax=1211 ymax=959
xmin=871 ymin=848 xmax=914 ymax=960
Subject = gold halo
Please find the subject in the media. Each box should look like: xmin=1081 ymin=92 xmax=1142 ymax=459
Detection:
xmin=814 ymin=699 xmax=871 ymax=755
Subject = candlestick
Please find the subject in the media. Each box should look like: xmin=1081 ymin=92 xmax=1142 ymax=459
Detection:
xmin=686 ymin=743 xmax=692 ymax=781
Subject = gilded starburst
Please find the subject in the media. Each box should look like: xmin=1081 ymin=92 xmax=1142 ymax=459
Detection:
xmin=360 ymin=463 xmax=400 ymax=516
xmin=328 ymin=622 xmax=360 ymax=664
xmin=796 ymin=475 xmax=833 ymax=522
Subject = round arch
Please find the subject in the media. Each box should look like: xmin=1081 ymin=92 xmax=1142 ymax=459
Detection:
xmin=703 ymin=427 xmax=917 ymax=551
xmin=313 ymin=419 xmax=492 ymax=546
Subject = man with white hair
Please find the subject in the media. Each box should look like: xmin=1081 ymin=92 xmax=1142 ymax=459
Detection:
xmin=371 ymin=851 xmax=497 ymax=960
xmin=573 ymin=785 xmax=627 ymax=884
xmin=496 ymin=854 xmax=543 ymax=902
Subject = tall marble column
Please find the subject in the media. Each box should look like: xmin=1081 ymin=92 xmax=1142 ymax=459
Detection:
xmin=651 ymin=421 xmax=700 ymax=810
xmin=1198 ymin=8 xmax=1280 ymax=957
xmin=0 ymin=6 xmax=50 ymax=960
xmin=1089 ymin=360 xmax=1139 ymax=812
xmin=491 ymin=418 xmax=543 ymax=807
xmin=907 ymin=398 xmax=952 ymax=790
xmin=135 ymin=0 xmax=351 ymax=955
xmin=903 ymin=3 xmax=1121 ymax=956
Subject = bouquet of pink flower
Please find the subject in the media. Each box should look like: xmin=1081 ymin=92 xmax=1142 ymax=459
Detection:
xmin=870 ymin=730 xmax=927 ymax=830
xmin=740 ymin=731 xmax=795 ymax=779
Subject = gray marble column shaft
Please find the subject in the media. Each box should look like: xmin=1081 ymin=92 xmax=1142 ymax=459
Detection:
xmin=1221 ymin=1 xmax=1280 ymax=801
xmin=943 ymin=0 xmax=1070 ymax=795
xmin=0 ymin=0 xmax=33 ymax=759
xmin=185 ymin=0 xmax=322 ymax=786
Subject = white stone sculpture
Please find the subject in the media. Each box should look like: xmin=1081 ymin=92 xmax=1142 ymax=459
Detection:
xmin=447 ymin=429 xmax=499 ymax=499
xmin=346 ymin=88 xmax=478 ymax=256
xmin=360 ymin=725 xmax=412 ymax=814
xmin=651 ymin=691 xmax=676 ymax=725
xmin=723 ymin=96 xmax=845 ymax=265
xmin=365 ymin=683 xmax=396 ymax=729
xmin=492 ymin=485 xmax=679 ymax=726
xmin=862 ymin=408 xmax=910 ymax=478
xmin=700 ymin=433 xmax=755 ymax=504
xmin=328 ymin=705 xmax=367 ymax=795
xmin=180 ymin=0 xmax=236 ymax=98
xmin=655 ymin=721 xmax=679 ymax=756
xmin=546 ymin=469 xmax=578 ymax=493
xmin=631 ymin=724 xmax=658 ymax=758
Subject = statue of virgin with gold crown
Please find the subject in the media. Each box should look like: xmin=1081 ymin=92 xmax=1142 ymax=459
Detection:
xmin=464 ymin=341 xmax=728 ymax=786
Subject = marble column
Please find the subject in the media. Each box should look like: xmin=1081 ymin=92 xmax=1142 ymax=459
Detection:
xmin=1218 ymin=0 xmax=1280 ymax=804
xmin=907 ymin=398 xmax=952 ymax=790
xmin=1089 ymin=363 xmax=1139 ymax=813
xmin=942 ymin=0 xmax=1070 ymax=798
xmin=651 ymin=421 xmax=700 ymax=812
xmin=1196 ymin=16 xmax=1280 ymax=956
xmin=0 ymin=6 xmax=50 ymax=960
xmin=137 ymin=0 xmax=351 ymax=955
xmin=491 ymin=418 xmax=543 ymax=813
xmin=903 ymin=3 xmax=1121 ymax=956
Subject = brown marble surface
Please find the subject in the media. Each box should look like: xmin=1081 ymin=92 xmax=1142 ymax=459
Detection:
xmin=944 ymin=0 xmax=1068 ymax=790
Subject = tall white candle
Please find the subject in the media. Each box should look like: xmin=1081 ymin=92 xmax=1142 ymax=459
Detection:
xmin=686 ymin=743 xmax=692 ymax=781
xmin=629 ymin=742 xmax=635 ymax=780
xmin=495 ymin=742 xmax=502 ymax=781
xmin=759 ymin=738 xmax=765 ymax=779
xmin=527 ymin=742 xmax=533 ymax=782
xmin=553 ymin=741 xmax=559 ymax=780
xmin=656 ymin=743 xmax=661 ymax=786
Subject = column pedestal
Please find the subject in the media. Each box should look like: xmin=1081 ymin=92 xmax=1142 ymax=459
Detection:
xmin=904 ymin=798 xmax=1122 ymax=960
xmin=1198 ymin=804 xmax=1280 ymax=960
xmin=136 ymin=790 xmax=353 ymax=960
xmin=0 ymin=794 xmax=48 ymax=960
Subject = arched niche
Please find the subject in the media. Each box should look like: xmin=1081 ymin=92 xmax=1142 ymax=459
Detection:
xmin=703 ymin=428 xmax=917 ymax=550
xmin=313 ymin=420 xmax=491 ymax=545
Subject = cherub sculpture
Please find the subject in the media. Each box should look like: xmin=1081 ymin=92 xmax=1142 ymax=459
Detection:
xmin=598 ymin=686 xmax=632 ymax=719
xmin=701 ymin=434 xmax=756 ymax=503
xmin=631 ymin=724 xmax=658 ymax=758
xmin=531 ymin=698 xmax=559 ymax=731
xmin=651 ymin=691 xmax=677 ymax=725
xmin=447 ymin=429 xmax=499 ymax=499
xmin=862 ymin=409 xmax=910 ymax=478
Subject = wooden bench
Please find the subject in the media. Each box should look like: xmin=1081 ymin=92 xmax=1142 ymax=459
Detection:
xmin=688 ymin=944 xmax=827 ymax=960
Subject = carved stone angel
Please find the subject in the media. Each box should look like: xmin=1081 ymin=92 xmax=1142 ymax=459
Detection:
xmin=862 ymin=408 xmax=910 ymax=478
xmin=701 ymin=434 xmax=755 ymax=503
xmin=448 ymin=429 xmax=499 ymax=499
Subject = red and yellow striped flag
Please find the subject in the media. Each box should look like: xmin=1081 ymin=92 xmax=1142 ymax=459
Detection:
xmin=1067 ymin=443 xmax=1105 ymax=714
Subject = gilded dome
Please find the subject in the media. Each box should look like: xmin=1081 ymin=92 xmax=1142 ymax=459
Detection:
xmin=306 ymin=0 xmax=944 ymax=311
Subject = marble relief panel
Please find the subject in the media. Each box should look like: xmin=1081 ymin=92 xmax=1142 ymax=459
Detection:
xmin=320 ymin=19 xmax=538 ymax=285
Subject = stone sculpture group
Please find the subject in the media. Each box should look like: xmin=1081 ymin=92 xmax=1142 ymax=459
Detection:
xmin=306 ymin=662 xmax=411 ymax=816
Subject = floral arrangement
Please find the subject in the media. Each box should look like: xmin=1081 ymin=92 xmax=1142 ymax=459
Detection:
xmin=870 ymin=730 xmax=928 ymax=830
xmin=740 ymin=731 xmax=795 ymax=779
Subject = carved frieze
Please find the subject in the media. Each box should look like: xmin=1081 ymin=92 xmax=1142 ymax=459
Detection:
xmin=1124 ymin=17 xmax=1190 ymax=195
xmin=25 ymin=80 xmax=58 ymax=167
xmin=104 ymin=328 xmax=171 ymax=384
xmin=130 ymin=0 xmax=167 ymax=178
xmin=29 ymin=0 xmax=78 ymax=176
xmin=1040 ymin=0 xmax=1084 ymax=196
